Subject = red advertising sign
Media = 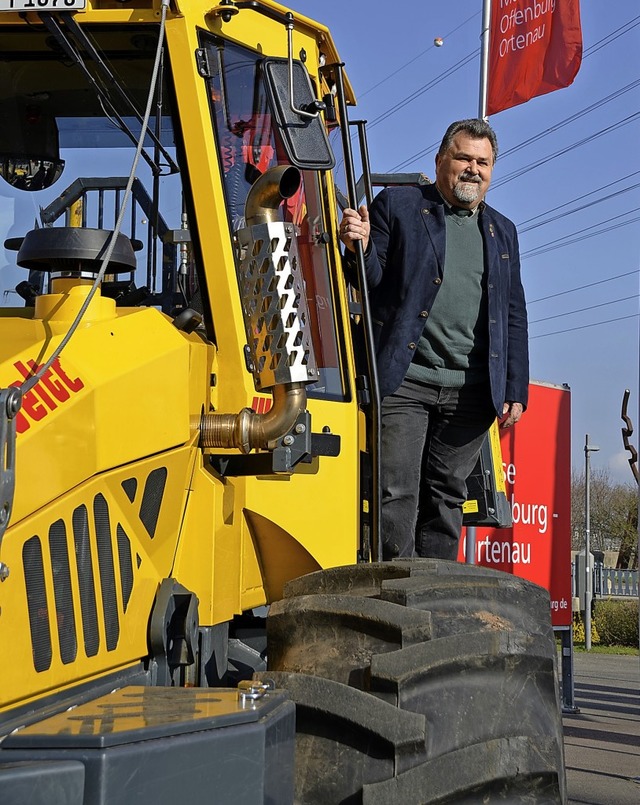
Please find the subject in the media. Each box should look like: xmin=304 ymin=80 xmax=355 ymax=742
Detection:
xmin=487 ymin=0 xmax=583 ymax=116
xmin=458 ymin=381 xmax=572 ymax=626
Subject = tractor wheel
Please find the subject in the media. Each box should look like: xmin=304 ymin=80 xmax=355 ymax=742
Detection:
xmin=256 ymin=559 xmax=566 ymax=804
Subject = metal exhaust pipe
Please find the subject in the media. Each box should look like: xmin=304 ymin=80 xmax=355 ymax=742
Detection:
xmin=199 ymin=383 xmax=307 ymax=452
xmin=244 ymin=165 xmax=301 ymax=224
xmin=199 ymin=165 xmax=316 ymax=454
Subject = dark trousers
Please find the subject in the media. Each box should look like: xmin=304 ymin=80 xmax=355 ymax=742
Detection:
xmin=380 ymin=379 xmax=496 ymax=561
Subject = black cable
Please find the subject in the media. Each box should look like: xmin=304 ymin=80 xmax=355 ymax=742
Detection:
xmin=359 ymin=11 xmax=479 ymax=99
xmin=368 ymin=49 xmax=478 ymax=131
xmin=527 ymin=270 xmax=639 ymax=305
xmin=518 ymin=181 xmax=640 ymax=234
xmin=384 ymin=18 xmax=640 ymax=173
xmin=517 ymin=171 xmax=640 ymax=229
xmin=582 ymin=14 xmax=640 ymax=58
xmin=530 ymin=295 xmax=636 ymax=324
xmin=390 ymin=80 xmax=640 ymax=173
xmin=492 ymin=111 xmax=640 ymax=189
xmin=390 ymin=139 xmax=441 ymax=173
xmin=530 ymin=313 xmax=638 ymax=339
xmin=522 ymin=211 xmax=640 ymax=260
xmin=500 ymin=78 xmax=640 ymax=161
xmin=390 ymin=82 xmax=640 ymax=174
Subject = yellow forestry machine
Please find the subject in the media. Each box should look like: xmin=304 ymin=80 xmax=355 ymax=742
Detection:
xmin=0 ymin=1 xmax=566 ymax=802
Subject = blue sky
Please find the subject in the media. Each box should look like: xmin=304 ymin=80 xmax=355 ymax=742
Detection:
xmin=0 ymin=1 xmax=637 ymax=486
xmin=292 ymin=0 xmax=640 ymax=485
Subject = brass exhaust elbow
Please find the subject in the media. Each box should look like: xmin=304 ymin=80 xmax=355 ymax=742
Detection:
xmin=244 ymin=165 xmax=301 ymax=225
xmin=199 ymin=383 xmax=307 ymax=453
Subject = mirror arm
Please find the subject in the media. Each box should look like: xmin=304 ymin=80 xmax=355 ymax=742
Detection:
xmin=286 ymin=23 xmax=323 ymax=120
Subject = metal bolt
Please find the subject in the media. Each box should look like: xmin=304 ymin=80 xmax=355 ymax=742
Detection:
xmin=294 ymin=423 xmax=306 ymax=434
xmin=6 ymin=388 xmax=22 ymax=418
xmin=238 ymin=679 xmax=272 ymax=705
xmin=283 ymin=435 xmax=295 ymax=446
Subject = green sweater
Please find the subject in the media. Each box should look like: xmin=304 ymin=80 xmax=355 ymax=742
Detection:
xmin=406 ymin=206 xmax=489 ymax=388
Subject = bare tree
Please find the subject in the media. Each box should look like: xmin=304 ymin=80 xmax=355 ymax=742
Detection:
xmin=571 ymin=467 xmax=638 ymax=568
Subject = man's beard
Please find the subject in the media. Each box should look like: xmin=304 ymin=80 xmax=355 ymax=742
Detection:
xmin=453 ymin=174 xmax=482 ymax=204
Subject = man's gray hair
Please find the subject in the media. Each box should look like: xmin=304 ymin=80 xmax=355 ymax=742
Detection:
xmin=438 ymin=119 xmax=499 ymax=163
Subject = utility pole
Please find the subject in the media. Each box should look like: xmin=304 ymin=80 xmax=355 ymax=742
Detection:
xmin=584 ymin=434 xmax=599 ymax=650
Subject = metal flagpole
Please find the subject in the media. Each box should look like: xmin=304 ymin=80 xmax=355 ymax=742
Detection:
xmin=479 ymin=0 xmax=492 ymax=119
xmin=466 ymin=0 xmax=492 ymax=565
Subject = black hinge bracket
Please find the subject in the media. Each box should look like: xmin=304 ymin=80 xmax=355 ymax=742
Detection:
xmin=195 ymin=48 xmax=212 ymax=79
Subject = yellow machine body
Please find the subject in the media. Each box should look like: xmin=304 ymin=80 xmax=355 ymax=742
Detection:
xmin=0 ymin=0 xmax=362 ymax=713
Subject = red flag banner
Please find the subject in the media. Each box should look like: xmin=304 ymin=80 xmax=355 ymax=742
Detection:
xmin=487 ymin=0 xmax=582 ymax=116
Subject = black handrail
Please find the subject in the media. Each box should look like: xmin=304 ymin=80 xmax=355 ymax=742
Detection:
xmin=332 ymin=64 xmax=382 ymax=563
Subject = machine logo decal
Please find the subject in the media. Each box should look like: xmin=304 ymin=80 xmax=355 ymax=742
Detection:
xmin=10 ymin=358 xmax=84 ymax=434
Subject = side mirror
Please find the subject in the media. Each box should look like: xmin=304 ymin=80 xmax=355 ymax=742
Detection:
xmin=262 ymin=58 xmax=335 ymax=171
xmin=0 ymin=99 xmax=65 ymax=191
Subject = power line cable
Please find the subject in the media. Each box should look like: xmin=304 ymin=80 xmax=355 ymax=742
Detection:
xmin=492 ymin=110 xmax=640 ymax=189
xmin=344 ymin=52 xmax=477 ymax=173
xmin=390 ymin=139 xmax=441 ymax=173
xmin=527 ymin=270 xmax=639 ymax=304
xmin=368 ymin=49 xmax=478 ymax=131
xmin=372 ymin=13 xmax=639 ymax=133
xmin=390 ymin=79 xmax=640 ymax=173
xmin=333 ymin=15 xmax=479 ymax=167
xmin=522 ymin=211 xmax=640 ymax=260
xmin=366 ymin=14 xmax=640 ymax=334
xmin=517 ymin=171 xmax=640 ymax=229
xmin=530 ymin=295 xmax=636 ymax=324
xmin=385 ymin=18 xmax=640 ymax=173
xmin=582 ymin=14 xmax=640 ymax=58
xmin=341 ymin=14 xmax=480 ymax=166
xmin=530 ymin=313 xmax=638 ymax=339
xmin=500 ymin=78 xmax=640 ymax=161
xmin=359 ymin=11 xmax=480 ymax=99
xmin=518 ymin=180 xmax=640 ymax=234
xmin=390 ymin=81 xmax=640 ymax=174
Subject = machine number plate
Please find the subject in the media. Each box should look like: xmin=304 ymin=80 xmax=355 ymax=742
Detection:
xmin=0 ymin=0 xmax=86 ymax=11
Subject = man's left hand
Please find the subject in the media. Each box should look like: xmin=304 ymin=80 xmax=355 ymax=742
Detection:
xmin=500 ymin=401 xmax=524 ymax=428
xmin=339 ymin=206 xmax=370 ymax=252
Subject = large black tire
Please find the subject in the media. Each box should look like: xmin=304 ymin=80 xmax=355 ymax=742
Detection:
xmin=256 ymin=559 xmax=566 ymax=804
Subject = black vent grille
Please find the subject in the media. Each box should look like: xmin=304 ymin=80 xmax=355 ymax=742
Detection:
xmin=139 ymin=467 xmax=167 ymax=539
xmin=49 ymin=519 xmax=77 ymax=665
xmin=116 ymin=524 xmax=134 ymax=612
xmin=23 ymin=536 xmax=52 ymax=673
xmin=20 ymin=466 xmax=169 ymax=672
xmin=73 ymin=504 xmax=100 ymax=657
xmin=94 ymin=494 xmax=119 ymax=651
xmin=121 ymin=477 xmax=137 ymax=503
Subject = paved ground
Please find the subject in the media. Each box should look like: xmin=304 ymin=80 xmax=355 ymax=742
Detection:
xmin=562 ymin=651 xmax=639 ymax=805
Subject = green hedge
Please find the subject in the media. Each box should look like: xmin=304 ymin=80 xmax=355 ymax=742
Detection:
xmin=593 ymin=599 xmax=638 ymax=647
xmin=572 ymin=599 xmax=639 ymax=647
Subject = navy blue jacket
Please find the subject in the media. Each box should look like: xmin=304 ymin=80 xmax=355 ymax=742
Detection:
xmin=348 ymin=183 xmax=529 ymax=414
